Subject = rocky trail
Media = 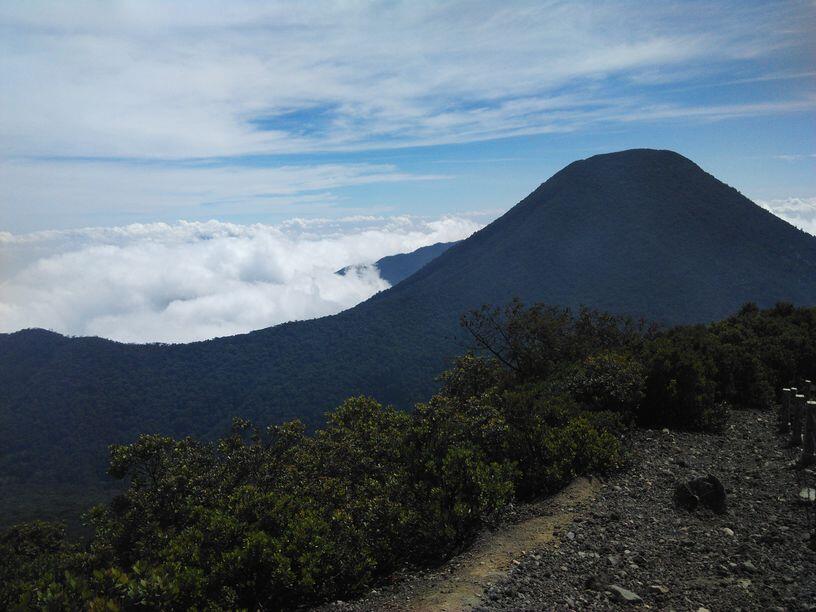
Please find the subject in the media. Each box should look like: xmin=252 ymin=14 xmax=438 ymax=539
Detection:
xmin=399 ymin=478 xmax=598 ymax=612
xmin=322 ymin=409 xmax=816 ymax=611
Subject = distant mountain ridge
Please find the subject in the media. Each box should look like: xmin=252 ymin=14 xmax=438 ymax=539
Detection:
xmin=3 ymin=148 xmax=816 ymax=525
xmin=337 ymin=241 xmax=458 ymax=285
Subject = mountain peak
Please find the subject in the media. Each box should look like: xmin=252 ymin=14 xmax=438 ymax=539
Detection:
xmin=582 ymin=147 xmax=690 ymax=163
xmin=550 ymin=148 xmax=700 ymax=185
xmin=394 ymin=147 xmax=816 ymax=322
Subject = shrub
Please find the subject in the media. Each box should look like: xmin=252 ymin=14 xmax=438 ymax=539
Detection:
xmin=639 ymin=328 xmax=727 ymax=431
xmin=565 ymin=350 xmax=645 ymax=417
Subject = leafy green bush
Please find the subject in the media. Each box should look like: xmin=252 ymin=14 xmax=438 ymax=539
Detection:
xmin=566 ymin=350 xmax=645 ymax=417
xmin=0 ymin=521 xmax=101 ymax=611
xmin=639 ymin=327 xmax=727 ymax=431
xmin=538 ymin=416 xmax=623 ymax=488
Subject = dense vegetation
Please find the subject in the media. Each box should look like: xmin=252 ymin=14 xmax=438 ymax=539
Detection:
xmin=3 ymin=148 xmax=816 ymax=529
xmin=2 ymin=300 xmax=815 ymax=609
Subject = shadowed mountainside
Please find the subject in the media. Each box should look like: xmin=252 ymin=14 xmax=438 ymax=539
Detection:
xmin=2 ymin=149 xmax=816 ymax=525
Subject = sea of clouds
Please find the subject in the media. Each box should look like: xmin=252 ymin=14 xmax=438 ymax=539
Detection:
xmin=0 ymin=215 xmax=485 ymax=343
xmin=757 ymin=197 xmax=816 ymax=236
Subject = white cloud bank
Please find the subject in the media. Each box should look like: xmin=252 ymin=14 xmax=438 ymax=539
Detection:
xmin=757 ymin=197 xmax=816 ymax=236
xmin=0 ymin=215 xmax=485 ymax=343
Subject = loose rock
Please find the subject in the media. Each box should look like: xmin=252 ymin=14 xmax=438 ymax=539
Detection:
xmin=607 ymin=585 xmax=642 ymax=604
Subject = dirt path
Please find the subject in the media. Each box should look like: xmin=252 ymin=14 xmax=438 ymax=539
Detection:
xmin=319 ymin=478 xmax=601 ymax=612
xmin=408 ymin=477 xmax=599 ymax=612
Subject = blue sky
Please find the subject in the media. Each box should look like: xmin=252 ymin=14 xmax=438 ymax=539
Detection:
xmin=0 ymin=0 xmax=815 ymax=342
xmin=1 ymin=0 xmax=815 ymax=233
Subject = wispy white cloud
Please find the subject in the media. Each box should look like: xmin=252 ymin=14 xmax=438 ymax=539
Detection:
xmin=0 ymin=159 xmax=449 ymax=230
xmin=607 ymin=96 xmax=816 ymax=124
xmin=0 ymin=1 xmax=811 ymax=160
xmin=0 ymin=215 xmax=484 ymax=342
xmin=772 ymin=153 xmax=816 ymax=161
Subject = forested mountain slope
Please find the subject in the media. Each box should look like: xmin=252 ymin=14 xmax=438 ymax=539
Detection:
xmin=2 ymin=149 xmax=815 ymax=514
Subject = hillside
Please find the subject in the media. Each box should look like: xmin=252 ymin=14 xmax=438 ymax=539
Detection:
xmin=2 ymin=148 xmax=816 ymax=525
xmin=337 ymin=241 xmax=457 ymax=285
xmin=5 ymin=301 xmax=815 ymax=608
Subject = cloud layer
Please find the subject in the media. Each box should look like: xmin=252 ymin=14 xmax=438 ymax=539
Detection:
xmin=758 ymin=197 xmax=816 ymax=236
xmin=2 ymin=199 xmax=812 ymax=344
xmin=1 ymin=1 xmax=813 ymax=232
xmin=0 ymin=158 xmax=448 ymax=230
xmin=0 ymin=215 xmax=484 ymax=343
xmin=1 ymin=1 xmax=813 ymax=159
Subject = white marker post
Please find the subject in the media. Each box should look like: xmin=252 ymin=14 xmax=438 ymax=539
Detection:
xmin=802 ymin=400 xmax=816 ymax=467
xmin=791 ymin=394 xmax=806 ymax=447
xmin=780 ymin=388 xmax=792 ymax=433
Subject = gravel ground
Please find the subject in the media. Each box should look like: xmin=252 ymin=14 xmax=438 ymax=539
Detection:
xmin=477 ymin=410 xmax=816 ymax=611
xmin=318 ymin=409 xmax=816 ymax=611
